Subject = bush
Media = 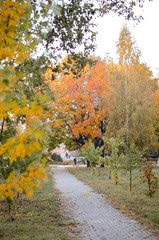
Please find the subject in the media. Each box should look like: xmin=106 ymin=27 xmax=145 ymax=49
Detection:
xmin=51 ymin=153 xmax=63 ymax=162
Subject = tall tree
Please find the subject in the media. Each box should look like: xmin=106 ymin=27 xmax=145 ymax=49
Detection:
xmin=104 ymin=25 xmax=157 ymax=151
xmin=47 ymin=57 xmax=110 ymax=149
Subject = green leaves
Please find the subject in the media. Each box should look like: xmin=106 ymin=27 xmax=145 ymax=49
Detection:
xmin=81 ymin=141 xmax=103 ymax=168
xmin=123 ymin=144 xmax=143 ymax=170
xmin=103 ymin=138 xmax=123 ymax=184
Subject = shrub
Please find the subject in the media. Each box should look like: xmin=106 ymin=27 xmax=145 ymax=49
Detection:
xmin=51 ymin=153 xmax=63 ymax=162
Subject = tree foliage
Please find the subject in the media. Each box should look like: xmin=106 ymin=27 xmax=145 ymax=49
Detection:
xmin=104 ymin=24 xmax=157 ymax=151
xmin=0 ymin=0 xmax=100 ymax=205
xmin=47 ymin=57 xmax=110 ymax=149
xmin=0 ymin=0 xmax=47 ymax=205
xmin=141 ymin=161 xmax=158 ymax=198
xmin=103 ymin=138 xmax=124 ymax=184
xmin=0 ymin=0 xmax=155 ymax=209
xmin=81 ymin=141 xmax=103 ymax=173
xmin=122 ymin=143 xmax=143 ymax=191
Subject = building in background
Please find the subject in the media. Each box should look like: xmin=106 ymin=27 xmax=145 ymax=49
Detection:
xmin=51 ymin=143 xmax=78 ymax=161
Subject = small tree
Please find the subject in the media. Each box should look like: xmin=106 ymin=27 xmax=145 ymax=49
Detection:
xmin=123 ymin=144 xmax=143 ymax=191
xmin=141 ymin=161 xmax=158 ymax=198
xmin=81 ymin=141 xmax=103 ymax=174
xmin=98 ymin=156 xmax=106 ymax=176
xmin=104 ymin=138 xmax=124 ymax=185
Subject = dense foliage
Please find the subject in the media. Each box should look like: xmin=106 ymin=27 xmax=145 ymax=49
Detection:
xmin=0 ymin=0 xmax=157 ymax=213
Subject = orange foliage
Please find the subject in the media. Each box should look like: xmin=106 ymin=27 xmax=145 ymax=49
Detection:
xmin=48 ymin=58 xmax=110 ymax=139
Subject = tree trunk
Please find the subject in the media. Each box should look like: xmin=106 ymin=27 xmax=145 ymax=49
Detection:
xmin=0 ymin=118 xmax=5 ymax=143
xmin=148 ymin=178 xmax=152 ymax=198
xmin=98 ymin=167 xmax=101 ymax=176
xmin=87 ymin=160 xmax=90 ymax=167
xmin=130 ymin=167 xmax=132 ymax=191
xmin=108 ymin=168 xmax=111 ymax=180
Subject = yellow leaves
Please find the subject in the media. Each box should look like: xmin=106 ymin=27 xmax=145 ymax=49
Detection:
xmin=32 ymin=141 xmax=41 ymax=152
xmin=0 ymin=165 xmax=46 ymax=201
xmin=18 ymin=166 xmax=46 ymax=197
xmin=10 ymin=141 xmax=41 ymax=163
xmin=0 ymin=137 xmax=15 ymax=156
xmin=25 ymin=166 xmax=46 ymax=182
xmin=10 ymin=100 xmax=19 ymax=111
xmin=124 ymin=213 xmax=132 ymax=217
xmin=0 ymin=1 xmax=49 ymax=205
xmin=7 ymin=170 xmax=16 ymax=182
xmin=15 ymin=213 xmax=21 ymax=217
xmin=0 ymin=125 xmax=45 ymax=163
xmin=15 ymin=143 xmax=26 ymax=159
xmin=0 ymin=184 xmax=7 ymax=200
xmin=32 ymin=129 xmax=44 ymax=140
xmin=27 ymin=212 xmax=34 ymax=217
xmin=78 ymin=192 xmax=91 ymax=197
xmin=0 ymin=171 xmax=16 ymax=200
xmin=0 ymin=0 xmax=30 ymax=63
xmin=16 ymin=104 xmax=43 ymax=120
xmin=27 ymin=189 xmax=33 ymax=198
xmin=9 ymin=20 xmax=17 ymax=28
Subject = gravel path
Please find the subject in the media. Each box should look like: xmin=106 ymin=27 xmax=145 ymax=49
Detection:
xmin=51 ymin=166 xmax=157 ymax=240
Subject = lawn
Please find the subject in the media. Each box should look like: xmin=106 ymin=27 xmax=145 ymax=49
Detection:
xmin=0 ymin=168 xmax=73 ymax=240
xmin=68 ymin=166 xmax=159 ymax=232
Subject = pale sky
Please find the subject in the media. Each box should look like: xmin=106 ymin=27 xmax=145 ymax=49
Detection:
xmin=94 ymin=0 xmax=159 ymax=77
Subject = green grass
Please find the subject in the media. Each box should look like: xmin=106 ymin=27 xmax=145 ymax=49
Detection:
xmin=0 ymin=168 xmax=73 ymax=240
xmin=68 ymin=166 xmax=159 ymax=231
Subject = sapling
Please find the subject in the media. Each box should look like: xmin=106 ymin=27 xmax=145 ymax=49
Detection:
xmin=141 ymin=161 xmax=158 ymax=198
xmin=103 ymin=138 xmax=124 ymax=185
xmin=122 ymin=144 xmax=143 ymax=191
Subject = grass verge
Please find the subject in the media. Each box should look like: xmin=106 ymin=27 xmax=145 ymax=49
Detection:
xmin=0 ymin=167 xmax=73 ymax=240
xmin=68 ymin=166 xmax=159 ymax=234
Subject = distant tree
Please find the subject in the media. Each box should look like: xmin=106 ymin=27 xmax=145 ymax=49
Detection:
xmin=51 ymin=154 xmax=63 ymax=162
xmin=48 ymin=57 xmax=110 ymax=149
xmin=81 ymin=141 xmax=103 ymax=174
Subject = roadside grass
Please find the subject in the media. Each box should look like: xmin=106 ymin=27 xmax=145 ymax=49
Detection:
xmin=68 ymin=166 xmax=159 ymax=231
xmin=0 ymin=168 xmax=73 ymax=240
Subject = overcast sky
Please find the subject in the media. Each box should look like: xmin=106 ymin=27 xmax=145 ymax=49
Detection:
xmin=94 ymin=0 xmax=159 ymax=77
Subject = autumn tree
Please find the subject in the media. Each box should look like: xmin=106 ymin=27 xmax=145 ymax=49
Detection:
xmin=141 ymin=161 xmax=158 ymax=198
xmin=104 ymin=25 xmax=157 ymax=152
xmin=48 ymin=57 xmax=110 ymax=149
xmin=0 ymin=1 xmax=52 ymax=210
